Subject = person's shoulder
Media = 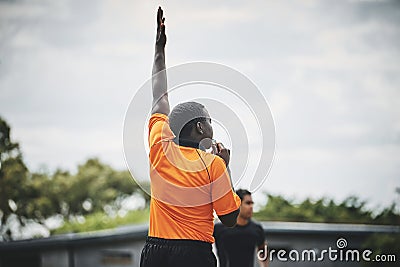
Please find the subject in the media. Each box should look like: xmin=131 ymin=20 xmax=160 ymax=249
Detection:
xmin=250 ymin=220 xmax=265 ymax=238
xmin=214 ymin=222 xmax=228 ymax=238
xmin=208 ymin=154 xmax=227 ymax=173
xmin=150 ymin=112 xmax=169 ymax=122
xmin=149 ymin=112 xmax=169 ymax=129
xmin=249 ymin=219 xmax=262 ymax=226
xmin=197 ymin=151 xmax=225 ymax=171
xmin=250 ymin=220 xmax=265 ymax=244
xmin=214 ymin=222 xmax=225 ymax=230
xmin=249 ymin=220 xmax=263 ymax=230
xmin=214 ymin=221 xmax=231 ymax=233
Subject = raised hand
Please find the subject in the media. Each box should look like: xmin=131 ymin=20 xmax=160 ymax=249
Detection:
xmin=156 ymin=6 xmax=166 ymax=47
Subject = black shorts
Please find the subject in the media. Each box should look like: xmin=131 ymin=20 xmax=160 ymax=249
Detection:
xmin=140 ymin=237 xmax=217 ymax=267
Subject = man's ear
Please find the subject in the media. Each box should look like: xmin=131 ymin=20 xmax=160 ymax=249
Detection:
xmin=196 ymin=121 xmax=204 ymax=135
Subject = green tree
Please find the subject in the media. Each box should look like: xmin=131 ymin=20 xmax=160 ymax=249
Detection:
xmin=0 ymin=116 xmax=149 ymax=240
xmin=254 ymin=194 xmax=399 ymax=225
xmin=61 ymin=158 xmax=143 ymax=217
xmin=0 ymin=117 xmax=29 ymax=240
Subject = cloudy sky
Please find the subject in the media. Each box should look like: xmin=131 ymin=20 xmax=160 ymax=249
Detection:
xmin=1 ymin=0 xmax=399 ymax=210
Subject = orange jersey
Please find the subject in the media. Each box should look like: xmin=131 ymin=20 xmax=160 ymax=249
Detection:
xmin=147 ymin=113 xmax=241 ymax=243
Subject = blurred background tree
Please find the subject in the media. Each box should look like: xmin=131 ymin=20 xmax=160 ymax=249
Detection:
xmin=0 ymin=116 xmax=149 ymax=240
xmin=362 ymin=233 xmax=400 ymax=267
xmin=254 ymin=194 xmax=400 ymax=225
xmin=0 ymin=117 xmax=30 ymax=240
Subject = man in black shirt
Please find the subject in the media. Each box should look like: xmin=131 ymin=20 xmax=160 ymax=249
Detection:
xmin=214 ymin=189 xmax=269 ymax=267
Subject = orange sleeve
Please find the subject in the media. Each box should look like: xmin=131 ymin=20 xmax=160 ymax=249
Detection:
xmin=210 ymin=157 xmax=241 ymax=216
xmin=148 ymin=113 xmax=174 ymax=148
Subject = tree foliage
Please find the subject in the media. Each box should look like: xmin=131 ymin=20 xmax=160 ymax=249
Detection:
xmin=52 ymin=209 xmax=149 ymax=235
xmin=254 ymin=194 xmax=400 ymax=225
xmin=0 ymin=116 xmax=149 ymax=240
xmin=0 ymin=117 xmax=30 ymax=240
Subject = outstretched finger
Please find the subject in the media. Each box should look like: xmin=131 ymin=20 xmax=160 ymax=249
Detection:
xmin=157 ymin=7 xmax=163 ymax=27
xmin=211 ymin=144 xmax=218 ymax=154
xmin=217 ymin=143 xmax=225 ymax=152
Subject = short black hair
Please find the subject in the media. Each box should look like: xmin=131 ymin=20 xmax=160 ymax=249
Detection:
xmin=236 ymin=189 xmax=251 ymax=201
xmin=169 ymin=101 xmax=208 ymax=139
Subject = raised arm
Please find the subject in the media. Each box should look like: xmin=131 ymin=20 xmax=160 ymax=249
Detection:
xmin=151 ymin=7 xmax=170 ymax=115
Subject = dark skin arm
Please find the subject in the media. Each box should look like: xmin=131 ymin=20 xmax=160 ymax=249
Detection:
xmin=151 ymin=7 xmax=169 ymax=115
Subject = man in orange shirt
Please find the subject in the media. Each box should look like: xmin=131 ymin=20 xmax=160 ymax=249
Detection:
xmin=139 ymin=7 xmax=241 ymax=267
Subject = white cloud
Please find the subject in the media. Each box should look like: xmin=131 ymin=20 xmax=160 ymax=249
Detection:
xmin=13 ymin=125 xmax=124 ymax=171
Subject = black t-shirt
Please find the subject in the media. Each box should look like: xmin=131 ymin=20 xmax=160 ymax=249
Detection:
xmin=213 ymin=220 xmax=265 ymax=267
